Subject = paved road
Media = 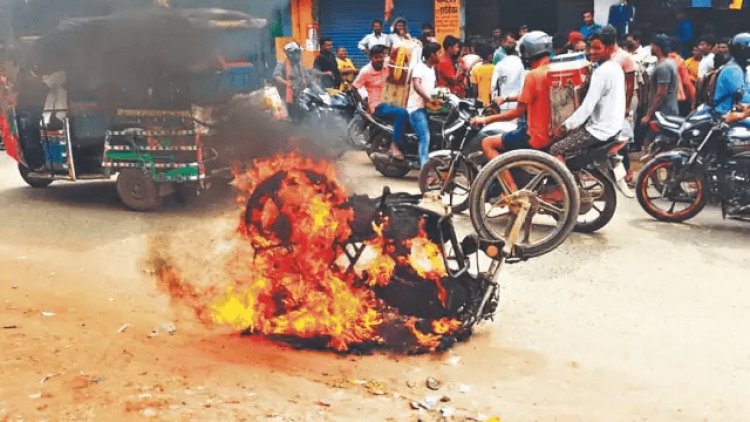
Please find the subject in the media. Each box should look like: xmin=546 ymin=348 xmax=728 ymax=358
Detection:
xmin=1 ymin=151 xmax=749 ymax=421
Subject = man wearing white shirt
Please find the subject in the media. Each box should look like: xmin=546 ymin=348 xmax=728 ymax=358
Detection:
xmin=490 ymin=34 xmax=525 ymax=111
xmin=358 ymin=20 xmax=390 ymax=55
xmin=552 ymin=27 xmax=625 ymax=158
xmin=407 ymin=42 xmax=442 ymax=167
xmin=697 ymin=34 xmax=717 ymax=79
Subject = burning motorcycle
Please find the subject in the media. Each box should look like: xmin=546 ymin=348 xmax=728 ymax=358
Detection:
xmin=231 ymin=153 xmax=532 ymax=352
xmin=636 ymin=108 xmax=750 ymax=222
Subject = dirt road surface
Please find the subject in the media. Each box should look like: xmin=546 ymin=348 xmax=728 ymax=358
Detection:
xmin=2 ymin=152 xmax=750 ymax=422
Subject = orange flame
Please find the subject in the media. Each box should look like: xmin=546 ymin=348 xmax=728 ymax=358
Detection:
xmin=155 ymin=152 xmax=464 ymax=352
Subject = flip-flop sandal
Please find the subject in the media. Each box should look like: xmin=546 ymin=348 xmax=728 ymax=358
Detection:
xmin=388 ymin=151 xmax=405 ymax=161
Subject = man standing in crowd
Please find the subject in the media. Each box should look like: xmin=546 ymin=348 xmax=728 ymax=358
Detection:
xmin=419 ymin=23 xmax=437 ymax=45
xmin=470 ymin=44 xmax=496 ymax=106
xmin=336 ymin=47 xmax=357 ymax=89
xmin=580 ymin=10 xmax=602 ymax=40
xmin=314 ymin=38 xmax=341 ymax=89
xmin=697 ymin=34 xmax=717 ymax=79
xmin=491 ymin=33 xmax=525 ymax=111
xmin=492 ymin=28 xmax=504 ymax=49
xmin=566 ymin=31 xmax=585 ymax=53
xmin=552 ymin=28 xmax=625 ymax=159
xmin=668 ymin=38 xmax=697 ymax=114
xmin=472 ymin=32 xmax=555 ymax=160
xmin=352 ymin=45 xmax=409 ymax=160
xmin=273 ymin=42 xmax=310 ymax=121
xmin=609 ymin=28 xmax=637 ymax=179
xmin=641 ymin=34 xmax=680 ymax=128
xmin=684 ymin=44 xmax=703 ymax=84
xmin=389 ymin=18 xmax=413 ymax=48
xmin=436 ymin=35 xmax=466 ymax=97
xmin=358 ymin=20 xmax=389 ymax=56
xmin=408 ymin=42 xmax=442 ymax=167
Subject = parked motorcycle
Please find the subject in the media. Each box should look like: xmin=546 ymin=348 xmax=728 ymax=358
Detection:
xmin=641 ymin=111 xmax=714 ymax=163
xmin=636 ymin=107 xmax=750 ymax=222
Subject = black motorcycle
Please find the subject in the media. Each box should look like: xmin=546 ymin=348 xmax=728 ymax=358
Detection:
xmin=417 ymin=95 xmax=512 ymax=213
xmin=641 ymin=110 xmax=713 ymax=163
xmin=637 ymin=107 xmax=750 ymax=222
xmin=362 ymin=94 xmax=478 ymax=178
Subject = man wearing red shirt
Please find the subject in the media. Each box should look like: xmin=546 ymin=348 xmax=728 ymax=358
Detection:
xmin=435 ymin=35 xmax=466 ymax=97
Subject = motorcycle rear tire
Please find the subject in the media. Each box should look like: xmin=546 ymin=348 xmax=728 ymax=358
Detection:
xmin=419 ymin=155 xmax=473 ymax=214
xmin=469 ymin=150 xmax=580 ymax=260
xmin=374 ymin=161 xmax=411 ymax=178
xmin=574 ymin=169 xmax=617 ymax=233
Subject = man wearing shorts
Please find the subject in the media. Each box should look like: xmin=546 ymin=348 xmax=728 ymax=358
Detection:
xmin=471 ymin=31 xmax=555 ymax=160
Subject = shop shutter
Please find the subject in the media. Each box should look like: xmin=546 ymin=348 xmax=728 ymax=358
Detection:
xmin=319 ymin=0 xmax=435 ymax=67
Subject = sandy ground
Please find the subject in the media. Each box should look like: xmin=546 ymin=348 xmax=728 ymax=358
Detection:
xmin=2 ymin=151 xmax=750 ymax=422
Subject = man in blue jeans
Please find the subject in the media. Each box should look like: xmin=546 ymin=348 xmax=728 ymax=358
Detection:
xmin=352 ymin=44 xmax=409 ymax=158
xmin=407 ymin=42 xmax=443 ymax=167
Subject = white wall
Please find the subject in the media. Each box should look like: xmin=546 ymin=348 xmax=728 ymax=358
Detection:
xmin=594 ymin=0 xmax=621 ymax=26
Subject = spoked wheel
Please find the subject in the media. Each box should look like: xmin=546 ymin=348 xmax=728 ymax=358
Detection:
xmin=18 ymin=164 xmax=53 ymax=188
xmin=574 ymin=169 xmax=617 ymax=233
xmin=116 ymin=169 xmax=162 ymax=212
xmin=636 ymin=159 xmax=707 ymax=223
xmin=469 ymin=150 xmax=580 ymax=260
xmin=419 ymin=155 xmax=474 ymax=213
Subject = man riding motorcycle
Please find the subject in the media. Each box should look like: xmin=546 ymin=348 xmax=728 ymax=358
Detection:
xmin=551 ymin=27 xmax=626 ymax=159
xmin=470 ymin=31 xmax=555 ymax=160
xmin=711 ymin=33 xmax=750 ymax=125
xmin=352 ymin=44 xmax=410 ymax=159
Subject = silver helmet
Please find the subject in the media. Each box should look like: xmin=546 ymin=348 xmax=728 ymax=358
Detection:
xmin=519 ymin=31 xmax=553 ymax=61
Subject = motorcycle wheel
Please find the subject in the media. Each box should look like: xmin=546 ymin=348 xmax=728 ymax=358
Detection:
xmin=469 ymin=150 xmax=580 ymax=260
xmin=18 ymin=164 xmax=53 ymax=188
xmin=116 ymin=169 xmax=162 ymax=212
xmin=574 ymin=169 xmax=617 ymax=233
xmin=346 ymin=115 xmax=370 ymax=150
xmin=636 ymin=158 xmax=707 ymax=223
xmin=419 ymin=155 xmax=474 ymax=214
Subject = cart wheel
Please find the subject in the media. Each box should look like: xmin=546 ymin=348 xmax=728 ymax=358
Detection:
xmin=116 ymin=169 xmax=161 ymax=212
xmin=18 ymin=164 xmax=53 ymax=188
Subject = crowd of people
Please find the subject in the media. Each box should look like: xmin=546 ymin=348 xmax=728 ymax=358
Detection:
xmin=273 ymin=11 xmax=750 ymax=179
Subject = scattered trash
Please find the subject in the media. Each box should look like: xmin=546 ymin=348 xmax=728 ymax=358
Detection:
xmin=409 ymin=401 xmax=421 ymax=410
xmin=406 ymin=380 xmax=417 ymax=388
xmin=348 ymin=379 xmax=367 ymax=385
xmin=440 ymin=406 xmax=456 ymax=417
xmin=149 ymin=323 xmax=176 ymax=337
xmin=445 ymin=356 xmax=462 ymax=366
xmin=364 ymin=380 xmax=386 ymax=396
xmin=40 ymin=373 xmax=60 ymax=385
xmin=2 ymin=325 xmax=18 ymax=330
xmin=426 ymin=377 xmax=442 ymax=390
xmin=458 ymin=384 xmax=471 ymax=394
xmin=440 ymin=395 xmax=451 ymax=403
xmin=28 ymin=392 xmax=42 ymax=400
xmin=41 ymin=312 xmax=56 ymax=318
xmin=142 ymin=408 xmax=157 ymax=417
xmin=138 ymin=393 xmax=153 ymax=399
xmin=117 ymin=324 xmax=131 ymax=333
xmin=423 ymin=395 xmax=439 ymax=409
xmin=316 ymin=399 xmax=331 ymax=407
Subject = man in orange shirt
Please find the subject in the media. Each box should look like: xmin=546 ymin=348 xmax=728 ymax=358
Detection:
xmin=471 ymin=31 xmax=554 ymax=160
xmin=669 ymin=37 xmax=697 ymax=114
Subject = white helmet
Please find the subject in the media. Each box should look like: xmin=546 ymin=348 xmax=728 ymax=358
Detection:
xmin=519 ymin=31 xmax=553 ymax=61
xmin=283 ymin=42 xmax=302 ymax=54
